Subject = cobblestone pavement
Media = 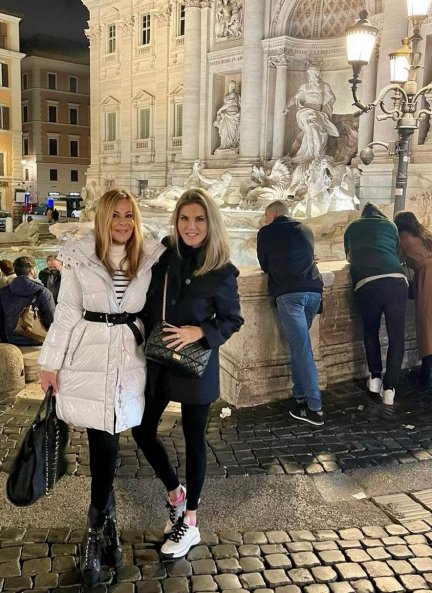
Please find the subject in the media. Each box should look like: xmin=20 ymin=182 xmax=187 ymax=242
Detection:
xmin=1 ymin=376 xmax=432 ymax=479
xmin=1 ymin=377 xmax=432 ymax=592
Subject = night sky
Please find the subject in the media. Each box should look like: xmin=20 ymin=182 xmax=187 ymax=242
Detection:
xmin=0 ymin=0 xmax=88 ymax=47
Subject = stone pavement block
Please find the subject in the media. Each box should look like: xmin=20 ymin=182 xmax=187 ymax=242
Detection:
xmin=374 ymin=494 xmax=430 ymax=523
xmin=291 ymin=552 xmax=320 ymax=568
xmin=162 ymin=576 xmax=190 ymax=593
xmin=218 ymin=532 xmax=243 ymax=546
xmin=387 ymin=559 xmax=415 ymax=575
xmin=243 ymin=531 xmax=268 ymax=544
xmin=275 ymin=586 xmax=302 ymax=593
xmin=314 ymin=542 xmax=339 ymax=552
xmin=386 ymin=545 xmax=413 ymax=559
xmin=311 ymin=566 xmax=338 ymax=583
xmin=187 ymin=546 xmax=212 ymax=561
xmin=238 ymin=544 xmax=261 ymax=557
xmin=109 ymin=584 xmax=134 ymax=593
xmin=51 ymin=544 xmax=76 ymax=557
xmin=372 ymin=576 xmax=405 ymax=592
xmin=315 ymin=531 xmax=339 ymax=542
xmin=58 ymin=570 xmax=82 ymax=587
xmin=0 ymin=529 xmax=25 ymax=543
xmin=4 ymin=575 xmax=32 ymax=590
xmin=287 ymin=568 xmax=314 ymax=585
xmin=385 ymin=526 xmax=409 ymax=536
xmin=216 ymin=558 xmax=241 ymax=574
xmin=400 ymin=573 xmax=428 ymax=590
xmin=339 ymin=529 xmax=364 ymax=541
xmin=265 ymin=554 xmax=292 ymax=569
xmin=22 ymin=557 xmax=51 ymax=575
xmin=350 ymin=579 xmax=374 ymax=593
xmin=263 ymin=568 xmax=291 ymax=587
xmin=165 ymin=559 xmax=192 ymax=578
xmin=411 ymin=488 xmax=432 ymax=512
xmin=199 ymin=532 xmax=218 ymax=546
xmin=328 ymin=584 xmax=355 ymax=593
xmin=261 ymin=544 xmax=287 ymax=555
xmin=335 ymin=563 xmax=367 ymax=580
xmin=362 ymin=561 xmax=394 ymax=577
xmin=21 ymin=543 xmax=49 ymax=560
xmin=345 ymin=549 xmax=371 ymax=563
xmin=408 ymin=544 xmax=432 ymax=557
xmin=47 ymin=528 xmax=70 ymax=543
xmin=402 ymin=520 xmax=430 ymax=534
xmin=192 ymin=559 xmax=217 ymax=575
xmin=0 ymin=547 xmax=21 ymax=563
xmin=52 ymin=555 xmax=76 ymax=573
xmin=368 ymin=547 xmax=391 ymax=561
xmin=117 ymin=565 xmax=142 ymax=582
xmin=214 ymin=573 xmax=242 ymax=589
xmin=290 ymin=530 xmax=316 ymax=542
xmin=239 ymin=556 xmax=265 ymax=573
xmin=362 ymin=539 xmax=383 ymax=548
xmin=121 ymin=530 xmax=144 ymax=544
xmin=409 ymin=556 xmax=432 ymax=572
xmin=190 ymin=574 xmax=217 ymax=592
xmin=136 ymin=581 xmax=162 ymax=593
xmin=35 ymin=573 xmax=59 ymax=588
xmin=23 ymin=529 xmax=49 ymax=543
xmin=318 ymin=551 xmax=346 ymax=565
xmin=135 ymin=548 xmax=160 ymax=565
xmin=383 ymin=537 xmax=406 ymax=546
xmin=239 ymin=571 xmax=266 ymax=589
xmin=404 ymin=534 xmax=427 ymax=545
xmin=362 ymin=527 xmax=388 ymax=539
xmin=337 ymin=541 xmax=362 ymax=550
xmin=267 ymin=531 xmax=291 ymax=543
xmin=286 ymin=542 xmax=313 ymax=553
xmin=211 ymin=545 xmax=238 ymax=559
xmin=140 ymin=563 xmax=167 ymax=580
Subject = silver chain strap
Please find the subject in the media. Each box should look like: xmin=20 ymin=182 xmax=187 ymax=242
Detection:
xmin=44 ymin=417 xmax=60 ymax=497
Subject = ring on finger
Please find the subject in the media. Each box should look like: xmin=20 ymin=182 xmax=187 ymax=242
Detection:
xmin=176 ymin=333 xmax=180 ymax=339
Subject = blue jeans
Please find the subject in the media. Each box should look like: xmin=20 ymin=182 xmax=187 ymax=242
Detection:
xmin=276 ymin=292 xmax=322 ymax=411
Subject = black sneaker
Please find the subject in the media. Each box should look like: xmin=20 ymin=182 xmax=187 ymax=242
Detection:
xmin=289 ymin=399 xmax=307 ymax=415
xmin=289 ymin=406 xmax=324 ymax=426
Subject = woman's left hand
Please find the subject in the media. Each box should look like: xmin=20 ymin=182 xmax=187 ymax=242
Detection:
xmin=162 ymin=325 xmax=204 ymax=351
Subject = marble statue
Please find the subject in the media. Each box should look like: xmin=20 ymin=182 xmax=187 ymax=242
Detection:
xmin=284 ymin=66 xmax=339 ymax=164
xmin=79 ymin=180 xmax=100 ymax=222
xmin=215 ymin=0 xmax=243 ymax=39
xmin=214 ymin=80 xmax=241 ymax=153
xmin=241 ymin=160 xmax=293 ymax=209
xmin=145 ymin=161 xmax=234 ymax=210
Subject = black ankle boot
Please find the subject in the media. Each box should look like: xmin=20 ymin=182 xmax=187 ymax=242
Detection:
xmin=102 ymin=491 xmax=123 ymax=568
xmin=419 ymin=355 xmax=432 ymax=388
xmin=81 ymin=505 xmax=105 ymax=587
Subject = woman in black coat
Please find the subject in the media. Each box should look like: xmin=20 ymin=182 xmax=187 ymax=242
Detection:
xmin=133 ymin=189 xmax=243 ymax=559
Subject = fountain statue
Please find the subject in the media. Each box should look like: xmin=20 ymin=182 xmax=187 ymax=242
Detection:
xmin=213 ymin=80 xmax=241 ymax=153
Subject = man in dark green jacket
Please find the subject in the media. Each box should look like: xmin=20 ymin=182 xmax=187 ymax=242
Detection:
xmin=344 ymin=202 xmax=408 ymax=406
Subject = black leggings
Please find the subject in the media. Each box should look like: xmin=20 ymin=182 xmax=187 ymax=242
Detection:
xmin=356 ymin=277 xmax=408 ymax=389
xmin=132 ymin=396 xmax=211 ymax=511
xmin=87 ymin=428 xmax=120 ymax=511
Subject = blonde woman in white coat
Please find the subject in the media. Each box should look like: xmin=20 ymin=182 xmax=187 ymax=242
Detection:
xmin=39 ymin=190 xmax=164 ymax=587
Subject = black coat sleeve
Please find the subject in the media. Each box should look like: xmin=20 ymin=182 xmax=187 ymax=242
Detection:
xmin=201 ymin=270 xmax=244 ymax=349
xmin=37 ymin=288 xmax=55 ymax=330
xmin=257 ymin=228 xmax=269 ymax=273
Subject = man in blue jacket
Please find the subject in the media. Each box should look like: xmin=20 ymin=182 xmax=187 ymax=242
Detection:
xmin=257 ymin=201 xmax=324 ymax=425
xmin=0 ymin=256 xmax=55 ymax=347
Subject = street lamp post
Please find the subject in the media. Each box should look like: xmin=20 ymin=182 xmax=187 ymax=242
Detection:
xmin=346 ymin=0 xmax=432 ymax=215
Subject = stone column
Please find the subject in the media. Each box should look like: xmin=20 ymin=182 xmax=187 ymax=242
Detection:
xmin=270 ymin=54 xmax=291 ymax=159
xmin=239 ymin=0 xmax=265 ymax=161
xmin=357 ymin=46 xmax=378 ymax=151
xmin=119 ymin=16 xmax=135 ymax=190
xmin=153 ymin=4 xmax=171 ymax=181
xmin=84 ymin=24 xmax=103 ymax=181
xmin=182 ymin=1 xmax=202 ymax=162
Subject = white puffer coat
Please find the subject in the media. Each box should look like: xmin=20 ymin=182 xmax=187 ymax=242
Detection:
xmin=39 ymin=233 xmax=165 ymax=434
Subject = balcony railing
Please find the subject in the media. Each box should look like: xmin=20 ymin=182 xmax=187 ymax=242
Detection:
xmin=134 ymin=138 xmax=154 ymax=152
xmin=170 ymin=136 xmax=182 ymax=149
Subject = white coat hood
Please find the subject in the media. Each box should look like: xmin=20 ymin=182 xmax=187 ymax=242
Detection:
xmin=39 ymin=233 xmax=165 ymax=434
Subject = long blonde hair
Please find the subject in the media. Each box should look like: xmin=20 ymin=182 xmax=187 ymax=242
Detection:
xmin=94 ymin=189 xmax=144 ymax=278
xmin=171 ymin=189 xmax=231 ymax=276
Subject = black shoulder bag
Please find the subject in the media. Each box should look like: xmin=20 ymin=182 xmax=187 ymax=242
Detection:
xmin=6 ymin=387 xmax=69 ymax=506
xmin=145 ymin=272 xmax=211 ymax=378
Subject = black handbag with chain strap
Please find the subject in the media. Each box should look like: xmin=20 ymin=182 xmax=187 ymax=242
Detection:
xmin=145 ymin=272 xmax=211 ymax=378
xmin=6 ymin=387 xmax=69 ymax=506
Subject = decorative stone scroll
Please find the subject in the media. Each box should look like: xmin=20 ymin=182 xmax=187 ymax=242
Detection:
xmin=85 ymin=25 xmax=102 ymax=46
xmin=215 ymin=0 xmax=243 ymax=39
xmin=153 ymin=4 xmax=172 ymax=27
xmin=269 ymin=53 xmax=292 ymax=68
xmin=119 ymin=16 xmax=135 ymax=37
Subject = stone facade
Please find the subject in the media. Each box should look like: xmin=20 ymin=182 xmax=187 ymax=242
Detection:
xmin=0 ymin=12 xmax=25 ymax=212
xmin=21 ymin=53 xmax=90 ymax=203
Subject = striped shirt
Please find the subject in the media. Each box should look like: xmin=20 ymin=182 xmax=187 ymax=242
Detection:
xmin=113 ymin=270 xmax=130 ymax=303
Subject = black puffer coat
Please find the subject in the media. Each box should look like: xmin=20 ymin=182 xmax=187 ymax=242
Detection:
xmin=143 ymin=239 xmax=244 ymax=404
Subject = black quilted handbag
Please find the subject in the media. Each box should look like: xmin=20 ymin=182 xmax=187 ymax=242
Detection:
xmin=6 ymin=387 xmax=69 ymax=506
xmin=145 ymin=273 xmax=211 ymax=378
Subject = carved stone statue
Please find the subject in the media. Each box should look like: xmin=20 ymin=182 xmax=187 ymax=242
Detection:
xmin=79 ymin=180 xmax=100 ymax=222
xmin=241 ymin=160 xmax=293 ymax=209
xmin=213 ymin=80 xmax=241 ymax=153
xmin=284 ymin=66 xmax=339 ymax=164
xmin=215 ymin=0 xmax=243 ymax=39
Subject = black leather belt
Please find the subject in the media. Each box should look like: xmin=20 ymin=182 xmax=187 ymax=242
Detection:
xmin=83 ymin=311 xmax=143 ymax=346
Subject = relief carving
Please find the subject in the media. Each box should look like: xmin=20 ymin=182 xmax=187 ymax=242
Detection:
xmin=215 ymin=0 xmax=243 ymax=39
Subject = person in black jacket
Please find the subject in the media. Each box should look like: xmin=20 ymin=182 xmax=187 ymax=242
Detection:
xmin=133 ymin=188 xmax=244 ymax=559
xmin=0 ymin=256 xmax=55 ymax=346
xmin=38 ymin=255 xmax=62 ymax=305
xmin=257 ymin=201 xmax=324 ymax=426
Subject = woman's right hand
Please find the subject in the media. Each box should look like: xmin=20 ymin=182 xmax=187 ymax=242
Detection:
xmin=41 ymin=370 xmax=59 ymax=394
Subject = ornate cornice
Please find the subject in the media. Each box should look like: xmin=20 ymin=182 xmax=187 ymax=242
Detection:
xmin=263 ymin=35 xmax=346 ymax=59
xmin=119 ymin=16 xmax=135 ymax=37
xmin=153 ymin=5 xmax=172 ymax=27
xmin=184 ymin=0 xmax=201 ymax=7
xmin=201 ymin=1 xmax=213 ymax=7
xmin=85 ymin=25 xmax=102 ymax=46
xmin=269 ymin=53 xmax=292 ymax=68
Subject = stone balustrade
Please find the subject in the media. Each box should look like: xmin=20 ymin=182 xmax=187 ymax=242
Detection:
xmin=220 ymin=261 xmax=418 ymax=408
